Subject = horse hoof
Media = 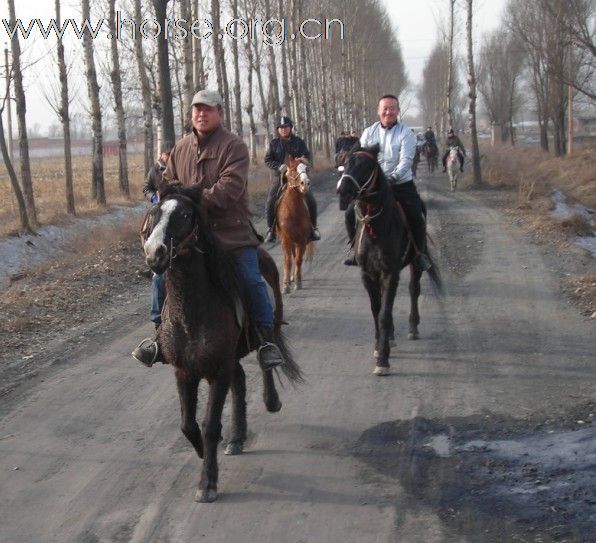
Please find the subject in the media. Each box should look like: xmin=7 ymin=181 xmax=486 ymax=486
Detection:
xmin=283 ymin=285 xmax=290 ymax=294
xmin=373 ymin=366 xmax=390 ymax=376
xmin=294 ymin=282 xmax=301 ymax=291
xmin=373 ymin=349 xmax=378 ymax=358
xmin=265 ymin=398 xmax=282 ymax=413
xmin=195 ymin=488 xmax=218 ymax=503
xmin=224 ymin=442 xmax=244 ymax=456
xmin=408 ymin=331 xmax=419 ymax=340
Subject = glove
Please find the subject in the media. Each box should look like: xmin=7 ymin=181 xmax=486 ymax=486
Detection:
xmin=278 ymin=164 xmax=288 ymax=175
xmin=151 ymin=194 xmax=158 ymax=204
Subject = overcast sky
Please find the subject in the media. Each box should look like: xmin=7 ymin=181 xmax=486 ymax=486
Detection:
xmin=1 ymin=0 xmax=509 ymax=135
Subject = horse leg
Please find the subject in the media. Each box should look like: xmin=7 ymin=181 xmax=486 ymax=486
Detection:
xmin=374 ymin=275 xmax=399 ymax=376
xmin=196 ymin=374 xmax=231 ymax=503
xmin=362 ymin=274 xmax=382 ymax=359
xmin=282 ymin=241 xmax=292 ymax=294
xmin=408 ymin=264 xmax=422 ymax=340
xmin=293 ymin=244 xmax=306 ymax=291
xmin=176 ymin=372 xmax=203 ymax=459
xmin=262 ymin=367 xmax=282 ymax=413
xmin=224 ymin=362 xmax=247 ymax=456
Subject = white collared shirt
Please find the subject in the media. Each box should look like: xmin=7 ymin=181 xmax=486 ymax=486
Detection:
xmin=360 ymin=121 xmax=417 ymax=184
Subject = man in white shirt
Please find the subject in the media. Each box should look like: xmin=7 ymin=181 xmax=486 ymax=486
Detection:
xmin=345 ymin=94 xmax=431 ymax=271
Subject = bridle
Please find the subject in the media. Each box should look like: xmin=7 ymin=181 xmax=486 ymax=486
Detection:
xmin=284 ymin=161 xmax=310 ymax=193
xmin=337 ymin=150 xmax=379 ymax=199
xmin=140 ymin=197 xmax=203 ymax=269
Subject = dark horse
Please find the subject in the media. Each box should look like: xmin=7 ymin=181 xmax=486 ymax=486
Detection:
xmin=141 ymin=183 xmax=303 ymax=502
xmin=421 ymin=141 xmax=438 ymax=173
xmin=337 ymin=145 xmax=442 ymax=376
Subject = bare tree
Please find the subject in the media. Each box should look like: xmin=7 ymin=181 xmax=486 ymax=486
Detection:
xmin=82 ymin=0 xmax=105 ymax=204
xmin=7 ymin=0 xmax=37 ymax=225
xmin=211 ymin=0 xmax=231 ymax=129
xmin=230 ymin=0 xmax=243 ymax=135
xmin=466 ymin=0 xmax=483 ymax=186
xmin=108 ymin=0 xmax=129 ymax=197
xmin=153 ymin=0 xmax=176 ymax=149
xmin=445 ymin=0 xmax=456 ymax=131
xmin=181 ymin=0 xmax=194 ymax=132
xmin=133 ymin=0 xmax=155 ymax=173
xmin=55 ymin=0 xmax=75 ymax=215
xmin=192 ymin=0 xmax=206 ymax=90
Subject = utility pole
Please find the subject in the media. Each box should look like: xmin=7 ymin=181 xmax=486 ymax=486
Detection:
xmin=4 ymin=46 xmax=13 ymax=161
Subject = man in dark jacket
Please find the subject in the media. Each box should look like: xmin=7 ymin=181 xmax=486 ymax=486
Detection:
xmin=423 ymin=126 xmax=438 ymax=156
xmin=132 ymin=89 xmax=285 ymax=372
xmin=143 ymin=149 xmax=170 ymax=204
xmin=264 ymin=116 xmax=320 ymax=243
xmin=442 ymin=128 xmax=466 ymax=172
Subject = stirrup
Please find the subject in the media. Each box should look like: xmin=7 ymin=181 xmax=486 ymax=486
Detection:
xmin=257 ymin=342 xmax=284 ymax=371
xmin=264 ymin=230 xmax=276 ymax=243
xmin=309 ymin=228 xmax=321 ymax=241
xmin=131 ymin=338 xmax=159 ymax=367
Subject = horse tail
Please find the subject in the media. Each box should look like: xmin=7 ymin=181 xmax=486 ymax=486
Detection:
xmin=425 ymin=245 xmax=444 ymax=297
xmin=274 ymin=329 xmax=305 ymax=385
xmin=305 ymin=241 xmax=315 ymax=263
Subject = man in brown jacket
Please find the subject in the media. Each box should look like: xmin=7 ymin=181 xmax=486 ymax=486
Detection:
xmin=133 ymin=89 xmax=284 ymax=371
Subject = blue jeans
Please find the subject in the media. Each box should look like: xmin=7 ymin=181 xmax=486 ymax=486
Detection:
xmin=150 ymin=273 xmax=165 ymax=325
xmin=150 ymin=247 xmax=273 ymax=328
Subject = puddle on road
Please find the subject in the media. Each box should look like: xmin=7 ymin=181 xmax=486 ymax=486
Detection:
xmin=354 ymin=402 xmax=595 ymax=542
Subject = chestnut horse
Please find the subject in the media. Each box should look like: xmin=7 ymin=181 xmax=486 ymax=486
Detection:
xmin=275 ymin=156 xmax=314 ymax=294
xmin=141 ymin=183 xmax=302 ymax=503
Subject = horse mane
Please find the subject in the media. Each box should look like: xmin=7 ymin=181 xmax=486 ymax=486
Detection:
xmin=159 ymin=182 xmax=240 ymax=307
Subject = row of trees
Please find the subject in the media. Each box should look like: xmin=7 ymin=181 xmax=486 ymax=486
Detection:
xmin=419 ymin=0 xmax=595 ymax=157
xmin=1 ymin=0 xmax=407 ymax=234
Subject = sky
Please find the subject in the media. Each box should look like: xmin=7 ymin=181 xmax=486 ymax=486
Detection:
xmin=0 ymin=0 xmax=509 ymax=136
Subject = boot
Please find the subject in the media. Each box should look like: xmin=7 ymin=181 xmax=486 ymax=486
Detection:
xmin=344 ymin=253 xmax=357 ymax=266
xmin=131 ymin=338 xmax=162 ymax=367
xmin=264 ymin=228 xmax=276 ymax=243
xmin=309 ymin=227 xmax=321 ymax=241
xmin=256 ymin=326 xmax=284 ymax=371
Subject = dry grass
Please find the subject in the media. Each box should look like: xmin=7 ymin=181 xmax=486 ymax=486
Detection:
xmin=0 ymin=154 xmax=147 ymax=237
xmin=479 ymin=143 xmax=596 ymax=209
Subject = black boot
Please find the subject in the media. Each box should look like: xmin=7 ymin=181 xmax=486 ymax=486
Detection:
xmin=309 ymin=227 xmax=321 ymax=241
xmin=415 ymin=253 xmax=432 ymax=272
xmin=344 ymin=253 xmax=357 ymax=266
xmin=264 ymin=228 xmax=276 ymax=243
xmin=132 ymin=338 xmax=162 ymax=367
xmin=256 ymin=326 xmax=284 ymax=371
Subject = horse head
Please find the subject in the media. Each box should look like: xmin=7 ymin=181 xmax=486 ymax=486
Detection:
xmin=141 ymin=183 xmax=204 ymax=274
xmin=284 ymin=155 xmax=311 ymax=194
xmin=336 ymin=143 xmax=380 ymax=211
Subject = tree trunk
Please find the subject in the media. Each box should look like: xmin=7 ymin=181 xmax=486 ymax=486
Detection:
xmin=211 ymin=0 xmax=231 ymax=129
xmin=153 ymin=0 xmax=176 ymax=150
xmin=0 ymin=108 xmax=33 ymax=233
xmin=278 ymin=0 xmax=291 ymax=114
xmin=445 ymin=0 xmax=455 ymax=131
xmin=231 ymin=0 xmax=243 ymax=135
xmin=181 ymin=0 xmax=194 ymax=133
xmin=319 ymin=39 xmax=331 ymax=160
xmin=108 ymin=0 xmax=129 ymax=197
xmin=252 ymin=40 xmax=270 ymax=141
xmin=466 ymin=0 xmax=482 ymax=187
xmin=55 ymin=0 xmax=75 ymax=215
xmin=192 ymin=0 xmax=206 ymax=89
xmin=133 ymin=0 xmax=154 ymax=171
xmin=7 ymin=0 xmax=37 ymax=225
xmin=82 ymin=0 xmax=105 ymax=205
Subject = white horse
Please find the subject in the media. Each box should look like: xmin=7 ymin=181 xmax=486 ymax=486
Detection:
xmin=446 ymin=146 xmax=461 ymax=191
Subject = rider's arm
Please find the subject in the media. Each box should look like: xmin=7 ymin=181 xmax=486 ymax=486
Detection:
xmin=390 ymin=127 xmax=417 ymax=182
xmin=457 ymin=137 xmax=467 ymax=155
xmin=202 ymin=139 xmax=250 ymax=211
xmin=264 ymin=140 xmax=281 ymax=170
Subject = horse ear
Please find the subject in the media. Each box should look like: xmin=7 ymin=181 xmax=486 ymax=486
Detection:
xmin=181 ymin=184 xmax=202 ymax=204
xmin=366 ymin=143 xmax=381 ymax=157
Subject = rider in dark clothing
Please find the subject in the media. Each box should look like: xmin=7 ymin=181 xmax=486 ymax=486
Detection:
xmin=423 ymin=126 xmax=438 ymax=155
xmin=264 ymin=116 xmax=319 ymax=243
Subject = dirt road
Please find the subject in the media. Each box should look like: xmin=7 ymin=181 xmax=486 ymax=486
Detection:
xmin=0 ymin=171 xmax=594 ymax=542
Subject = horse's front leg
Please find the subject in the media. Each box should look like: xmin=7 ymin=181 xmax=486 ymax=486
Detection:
xmin=176 ymin=372 xmax=203 ymax=459
xmin=362 ymin=273 xmax=382 ymax=359
xmin=293 ymin=244 xmax=306 ymax=291
xmin=408 ymin=264 xmax=422 ymax=339
xmin=224 ymin=362 xmax=247 ymax=456
xmin=282 ymin=240 xmax=292 ymax=294
xmin=196 ymin=373 xmax=231 ymax=503
xmin=374 ymin=274 xmax=399 ymax=375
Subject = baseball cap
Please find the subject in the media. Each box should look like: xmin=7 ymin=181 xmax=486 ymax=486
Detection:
xmin=191 ymin=89 xmax=223 ymax=107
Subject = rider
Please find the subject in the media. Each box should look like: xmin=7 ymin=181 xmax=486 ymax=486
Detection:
xmin=442 ymin=128 xmax=466 ymax=173
xmin=344 ymin=94 xmax=432 ymax=272
xmin=132 ymin=89 xmax=284 ymax=372
xmin=423 ymin=126 xmax=438 ymax=156
xmin=264 ymin=116 xmax=320 ymax=243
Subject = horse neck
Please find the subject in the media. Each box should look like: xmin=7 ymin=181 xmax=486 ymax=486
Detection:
xmin=166 ymin=252 xmax=210 ymax=311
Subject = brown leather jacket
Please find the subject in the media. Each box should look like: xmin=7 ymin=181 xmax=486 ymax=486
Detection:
xmin=163 ymin=125 xmax=259 ymax=251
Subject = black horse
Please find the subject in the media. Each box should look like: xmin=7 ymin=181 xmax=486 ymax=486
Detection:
xmin=141 ymin=183 xmax=302 ymax=502
xmin=337 ymin=145 xmax=442 ymax=375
